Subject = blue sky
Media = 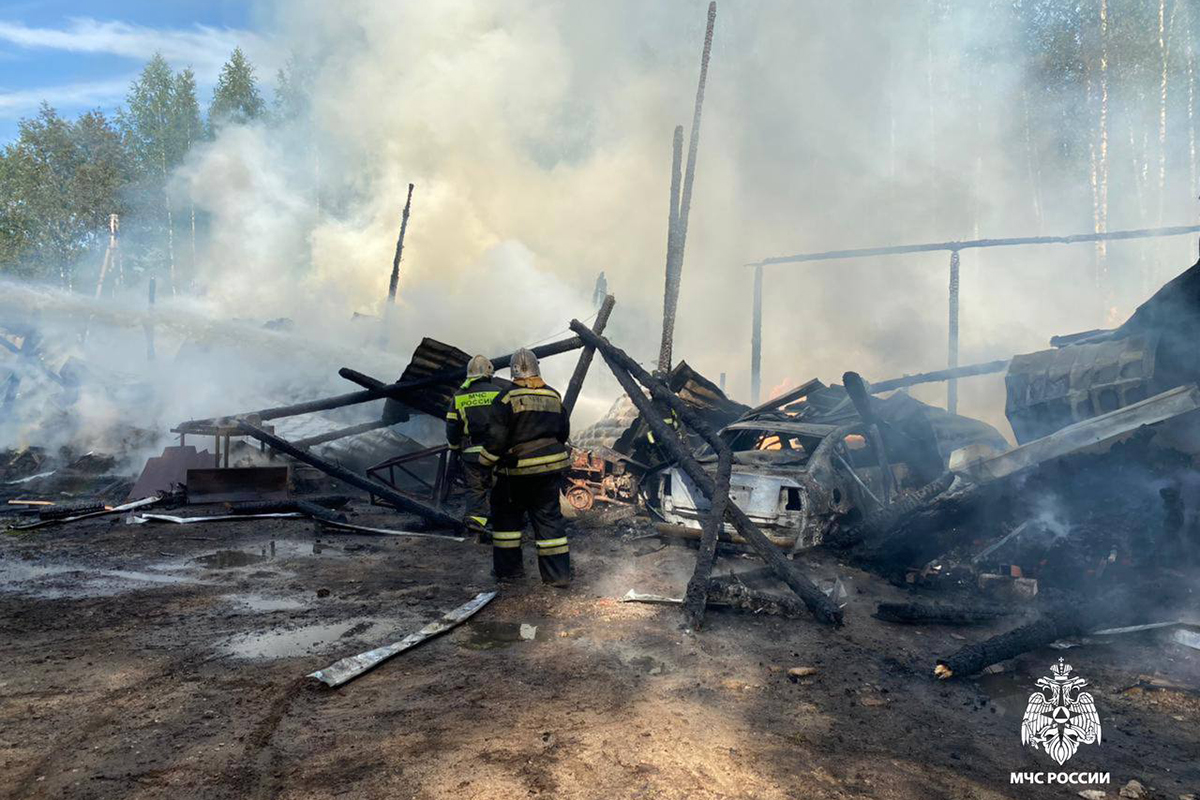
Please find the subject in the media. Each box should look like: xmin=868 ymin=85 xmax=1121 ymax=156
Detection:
xmin=0 ymin=1 xmax=272 ymax=142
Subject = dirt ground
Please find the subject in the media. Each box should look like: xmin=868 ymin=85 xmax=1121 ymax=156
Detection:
xmin=1 ymin=502 xmax=1198 ymax=800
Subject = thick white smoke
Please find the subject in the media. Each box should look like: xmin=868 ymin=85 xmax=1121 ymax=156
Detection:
xmin=13 ymin=1 xmax=1196 ymax=455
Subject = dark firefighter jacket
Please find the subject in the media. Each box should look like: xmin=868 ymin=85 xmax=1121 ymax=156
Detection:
xmin=445 ymin=376 xmax=507 ymax=463
xmin=479 ymin=377 xmax=570 ymax=476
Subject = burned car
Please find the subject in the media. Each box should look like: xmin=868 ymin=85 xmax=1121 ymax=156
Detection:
xmin=655 ymin=381 xmax=1009 ymax=551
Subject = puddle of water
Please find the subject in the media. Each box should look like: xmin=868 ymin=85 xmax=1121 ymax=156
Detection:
xmin=194 ymin=550 xmax=267 ymax=569
xmin=225 ymin=594 xmax=308 ymax=612
xmin=220 ymin=619 xmax=393 ymax=659
xmin=976 ymin=671 xmax=1034 ymax=718
xmin=0 ymin=559 xmax=196 ymax=598
xmin=191 ymin=540 xmax=342 ymax=570
xmin=459 ymin=621 xmax=548 ymax=651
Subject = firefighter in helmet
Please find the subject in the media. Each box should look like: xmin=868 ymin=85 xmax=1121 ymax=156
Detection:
xmin=478 ymin=348 xmax=571 ymax=586
xmin=445 ymin=355 xmax=507 ymax=540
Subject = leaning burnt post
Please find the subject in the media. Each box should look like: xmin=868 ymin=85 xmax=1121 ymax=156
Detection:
xmin=237 ymin=420 xmax=463 ymax=532
xmin=572 ymin=320 xmax=842 ymax=626
xmin=682 ymin=445 xmax=732 ymax=628
xmin=387 ymin=183 xmax=415 ymax=304
xmin=563 ymin=293 xmax=616 ymax=416
xmin=842 ymin=371 xmax=893 ymax=504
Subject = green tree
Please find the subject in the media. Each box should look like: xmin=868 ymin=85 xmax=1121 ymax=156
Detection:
xmin=172 ymin=67 xmax=203 ymax=277
xmin=209 ymin=47 xmax=265 ymax=129
xmin=272 ymin=55 xmax=310 ymax=125
xmin=0 ymin=105 xmax=129 ymax=285
xmin=121 ymin=53 xmax=180 ymax=291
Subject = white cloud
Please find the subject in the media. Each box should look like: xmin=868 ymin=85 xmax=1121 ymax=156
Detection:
xmin=0 ymin=76 xmax=131 ymax=116
xmin=0 ymin=17 xmax=275 ymax=75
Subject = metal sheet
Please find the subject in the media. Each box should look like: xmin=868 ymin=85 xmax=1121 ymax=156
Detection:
xmin=131 ymin=512 xmax=303 ymax=524
xmin=185 ymin=466 xmax=290 ymax=504
xmin=128 ymin=446 xmax=214 ymax=501
xmin=309 ymin=591 xmax=496 ymax=688
xmin=318 ymin=519 xmax=466 ymax=541
xmin=957 ymin=383 xmax=1200 ymax=484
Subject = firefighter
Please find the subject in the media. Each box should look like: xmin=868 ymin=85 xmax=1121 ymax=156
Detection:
xmin=478 ymin=348 xmax=571 ymax=586
xmin=445 ymin=355 xmax=506 ymax=541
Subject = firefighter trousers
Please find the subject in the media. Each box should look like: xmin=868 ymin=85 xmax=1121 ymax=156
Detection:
xmin=490 ymin=472 xmax=570 ymax=584
xmin=460 ymin=460 xmax=493 ymax=532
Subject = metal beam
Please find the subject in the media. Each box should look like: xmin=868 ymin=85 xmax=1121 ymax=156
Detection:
xmin=751 ymin=223 xmax=1200 ymax=267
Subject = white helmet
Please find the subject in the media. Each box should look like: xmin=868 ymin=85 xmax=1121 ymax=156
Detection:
xmin=466 ymin=354 xmax=494 ymax=379
xmin=510 ymin=347 xmax=540 ymax=379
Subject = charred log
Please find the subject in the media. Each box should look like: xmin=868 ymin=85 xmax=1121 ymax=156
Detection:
xmin=708 ymin=581 xmax=808 ymax=618
xmin=875 ymin=601 xmax=1014 ymax=626
xmin=934 ymin=590 xmax=1136 ymax=679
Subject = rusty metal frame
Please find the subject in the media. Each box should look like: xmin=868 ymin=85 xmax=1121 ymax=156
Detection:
xmin=365 ymin=444 xmax=454 ymax=508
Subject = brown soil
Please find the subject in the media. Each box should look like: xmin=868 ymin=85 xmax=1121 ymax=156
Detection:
xmin=1 ymin=505 xmax=1197 ymax=799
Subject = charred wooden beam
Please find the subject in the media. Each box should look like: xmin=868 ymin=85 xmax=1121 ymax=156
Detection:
xmin=563 ymin=294 xmax=616 ymax=415
xmin=175 ymin=336 xmax=584 ymax=434
xmin=682 ymin=445 xmax=731 ymax=629
xmin=570 ymin=319 xmax=842 ymax=626
xmin=875 ymin=602 xmax=1013 ymax=626
xmin=338 ymin=368 xmax=386 ymax=392
xmin=934 ymin=589 xmax=1138 ymax=679
xmin=291 ymin=419 xmax=391 ymax=449
xmin=742 ymin=378 xmax=822 ymax=420
xmin=843 ymin=371 xmax=893 ymax=504
xmin=236 ymin=421 xmax=462 ymax=532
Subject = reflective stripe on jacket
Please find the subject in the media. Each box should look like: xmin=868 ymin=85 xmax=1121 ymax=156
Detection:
xmin=479 ymin=377 xmax=570 ymax=476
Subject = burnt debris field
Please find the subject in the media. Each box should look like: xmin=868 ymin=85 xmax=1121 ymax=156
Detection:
xmin=4 ymin=2 xmax=1200 ymax=799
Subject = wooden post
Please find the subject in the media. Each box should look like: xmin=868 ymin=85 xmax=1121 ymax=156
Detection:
xmin=657 ymin=126 xmax=684 ymax=373
xmin=751 ymin=262 xmax=763 ymax=404
xmin=948 ymin=249 xmax=960 ymax=414
xmin=387 ymin=183 xmax=415 ymax=304
xmin=144 ymin=277 xmax=156 ymax=362
xmin=657 ymin=1 xmax=717 ymax=374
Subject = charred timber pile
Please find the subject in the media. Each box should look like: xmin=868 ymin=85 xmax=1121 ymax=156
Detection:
xmin=568 ymin=319 xmax=843 ymax=627
xmin=709 ymin=581 xmax=809 ymax=618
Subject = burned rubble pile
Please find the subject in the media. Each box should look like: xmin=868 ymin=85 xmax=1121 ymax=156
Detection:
xmin=568 ymin=257 xmax=1200 ymax=681
xmin=6 ymin=256 xmax=1200 ymax=691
